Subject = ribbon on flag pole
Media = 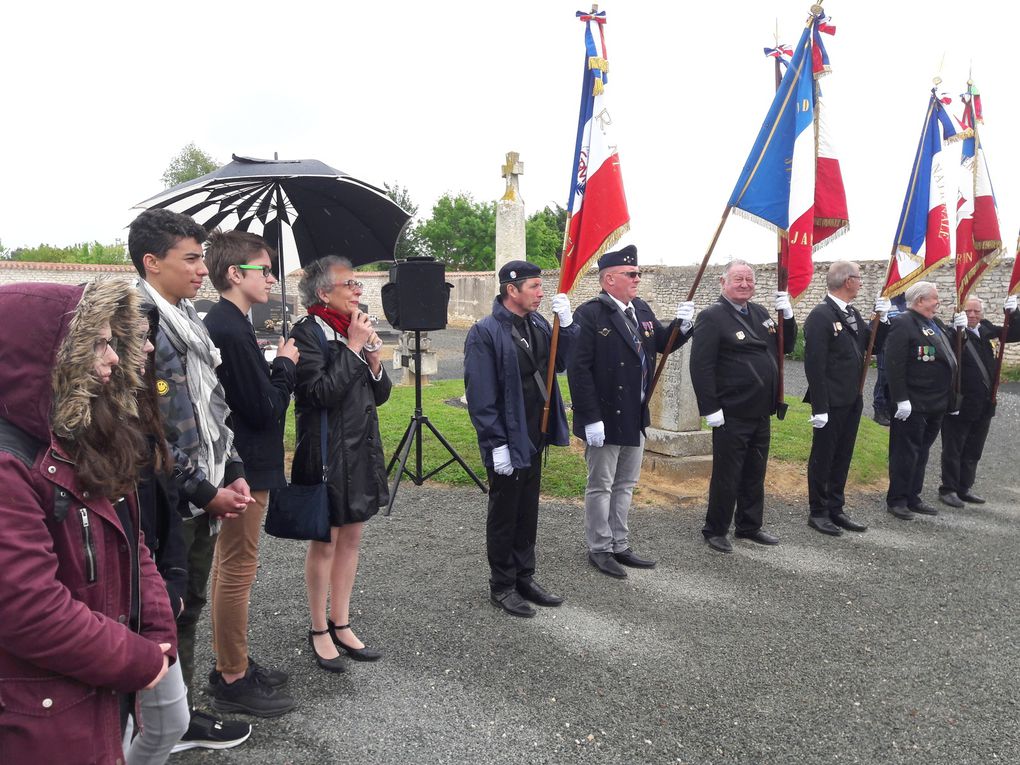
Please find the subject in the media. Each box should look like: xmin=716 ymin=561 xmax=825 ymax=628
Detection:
xmin=543 ymin=7 xmax=630 ymax=433
xmin=955 ymin=80 xmax=1003 ymax=306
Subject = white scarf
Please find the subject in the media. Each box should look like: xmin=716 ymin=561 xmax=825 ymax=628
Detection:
xmin=138 ymin=279 xmax=233 ymax=503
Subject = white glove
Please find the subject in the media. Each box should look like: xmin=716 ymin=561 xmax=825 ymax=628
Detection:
xmin=774 ymin=291 xmax=794 ymax=320
xmin=1005 ymin=295 xmax=1018 ymax=313
xmin=584 ymin=421 xmax=605 ymax=448
xmin=874 ymin=297 xmax=892 ymax=323
xmin=705 ymin=409 xmax=725 ymax=428
xmin=809 ymin=412 xmax=829 ymax=429
xmin=952 ymin=311 xmax=967 ymax=329
xmin=894 ymin=400 xmax=912 ymax=421
xmin=492 ymin=444 xmax=513 ymax=476
xmin=551 ymin=293 xmax=573 ymax=328
xmin=949 ymin=410 xmax=960 ymax=416
xmin=675 ymin=301 xmax=695 ymax=322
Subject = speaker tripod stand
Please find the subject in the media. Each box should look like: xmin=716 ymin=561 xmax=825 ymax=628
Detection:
xmin=385 ymin=330 xmax=486 ymax=515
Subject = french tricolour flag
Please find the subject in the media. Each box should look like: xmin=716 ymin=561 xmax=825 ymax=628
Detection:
xmin=883 ymin=91 xmax=962 ymax=297
xmin=955 ymin=84 xmax=1003 ymax=304
xmin=558 ymin=10 xmax=630 ymax=293
xmin=728 ymin=13 xmax=848 ymax=301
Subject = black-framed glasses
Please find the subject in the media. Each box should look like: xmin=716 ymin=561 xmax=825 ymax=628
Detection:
xmin=238 ymin=264 xmax=273 ymax=278
xmin=93 ymin=336 xmax=118 ymax=356
xmin=333 ymin=279 xmax=364 ymax=290
xmin=616 ymin=270 xmax=641 ymax=279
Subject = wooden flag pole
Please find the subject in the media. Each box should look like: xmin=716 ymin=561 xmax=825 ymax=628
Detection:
xmin=646 ymin=206 xmax=733 ymax=400
xmin=990 ymin=306 xmax=1013 ymax=406
xmin=539 ymin=215 xmax=575 ymax=435
xmin=773 ymin=38 xmax=790 ymax=421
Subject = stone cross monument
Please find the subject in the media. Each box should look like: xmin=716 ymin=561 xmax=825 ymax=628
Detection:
xmin=495 ymin=151 xmax=527 ymax=293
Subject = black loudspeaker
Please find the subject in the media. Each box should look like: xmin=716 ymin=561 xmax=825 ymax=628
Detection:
xmin=382 ymin=257 xmax=451 ymax=331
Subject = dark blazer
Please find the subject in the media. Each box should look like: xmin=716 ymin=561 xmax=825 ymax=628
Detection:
xmin=885 ymin=309 xmax=959 ymax=414
xmin=803 ymin=296 xmax=888 ymax=413
xmin=204 ymin=299 xmax=296 ymax=490
xmin=568 ymin=293 xmax=686 ymax=447
xmin=958 ymin=315 xmax=1020 ymax=417
xmin=690 ymin=296 xmax=797 ymax=418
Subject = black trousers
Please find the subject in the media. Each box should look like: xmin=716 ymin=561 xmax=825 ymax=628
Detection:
xmin=807 ymin=398 xmax=863 ymax=517
xmin=939 ymin=404 xmax=993 ymax=494
xmin=887 ymin=411 xmax=943 ymax=508
xmin=703 ymin=415 xmax=770 ymax=537
xmin=486 ymin=461 xmax=542 ymax=593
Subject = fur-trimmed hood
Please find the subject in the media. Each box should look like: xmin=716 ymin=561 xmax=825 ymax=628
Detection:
xmin=0 ymin=279 xmax=145 ymax=443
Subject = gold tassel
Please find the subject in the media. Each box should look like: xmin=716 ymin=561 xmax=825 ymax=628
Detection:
xmin=588 ymin=56 xmax=608 ymax=73
xmin=592 ymin=78 xmax=604 ymax=96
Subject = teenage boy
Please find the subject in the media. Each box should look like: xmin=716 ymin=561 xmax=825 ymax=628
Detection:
xmin=128 ymin=209 xmax=253 ymax=752
xmin=202 ymin=229 xmax=299 ymax=716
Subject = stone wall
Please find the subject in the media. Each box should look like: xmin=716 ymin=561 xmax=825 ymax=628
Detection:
xmin=3 ymin=258 xmax=1018 ymax=363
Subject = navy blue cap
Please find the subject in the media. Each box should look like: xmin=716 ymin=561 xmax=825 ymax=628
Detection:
xmin=498 ymin=260 xmax=542 ymax=284
xmin=597 ymin=245 xmax=638 ymax=271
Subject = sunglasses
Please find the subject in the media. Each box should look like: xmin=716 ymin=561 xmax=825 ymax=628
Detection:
xmin=615 ymin=270 xmax=641 ymax=279
xmin=237 ymin=264 xmax=273 ymax=278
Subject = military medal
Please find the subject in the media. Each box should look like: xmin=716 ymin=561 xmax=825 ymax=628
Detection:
xmin=736 ymin=330 xmax=745 ymax=340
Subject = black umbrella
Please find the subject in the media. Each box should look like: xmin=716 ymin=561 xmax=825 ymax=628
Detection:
xmin=135 ymin=154 xmax=411 ymax=333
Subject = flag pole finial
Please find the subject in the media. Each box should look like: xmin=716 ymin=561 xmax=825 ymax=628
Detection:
xmin=809 ymin=4 xmax=824 ymax=16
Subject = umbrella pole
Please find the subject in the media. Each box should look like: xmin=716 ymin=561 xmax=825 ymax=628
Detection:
xmin=275 ymin=185 xmax=290 ymax=339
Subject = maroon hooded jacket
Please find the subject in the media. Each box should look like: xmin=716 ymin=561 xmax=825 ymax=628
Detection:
xmin=0 ymin=281 xmax=177 ymax=765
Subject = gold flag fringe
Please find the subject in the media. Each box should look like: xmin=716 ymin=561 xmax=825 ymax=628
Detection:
xmin=731 ymin=207 xmax=783 ymax=237
xmin=592 ymin=79 xmax=604 ymax=97
xmin=563 ymin=223 xmax=631 ymax=294
xmin=812 ymin=223 xmax=850 ymax=253
xmin=882 ymin=254 xmax=951 ymax=298
xmin=945 ymin=127 xmax=972 ymax=144
xmin=588 ymin=56 xmax=609 ymax=73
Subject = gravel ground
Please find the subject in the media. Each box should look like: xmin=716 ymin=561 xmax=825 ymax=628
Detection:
xmin=175 ymin=327 xmax=1020 ymax=765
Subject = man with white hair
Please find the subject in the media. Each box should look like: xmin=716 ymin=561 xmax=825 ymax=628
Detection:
xmin=690 ymin=259 xmax=796 ymax=553
xmin=803 ymin=261 xmax=891 ymax=536
xmin=938 ymin=294 xmax=1020 ymax=507
xmin=884 ymin=281 xmax=966 ymax=519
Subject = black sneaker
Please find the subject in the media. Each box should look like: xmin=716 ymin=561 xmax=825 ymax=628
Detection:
xmin=206 ymin=656 xmax=289 ymax=694
xmin=209 ymin=666 xmax=297 ymax=718
xmin=170 ymin=711 xmax=252 ymax=752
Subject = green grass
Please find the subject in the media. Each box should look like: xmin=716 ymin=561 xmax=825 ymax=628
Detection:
xmin=282 ymin=379 xmax=889 ymax=496
xmin=769 ymin=399 xmax=888 ymax=485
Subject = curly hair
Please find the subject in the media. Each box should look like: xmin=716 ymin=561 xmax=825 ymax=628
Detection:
xmin=128 ymin=208 xmax=208 ymax=277
xmin=297 ymin=255 xmax=352 ymax=309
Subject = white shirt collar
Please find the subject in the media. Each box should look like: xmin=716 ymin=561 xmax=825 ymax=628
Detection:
xmin=828 ymin=293 xmax=849 ymax=312
xmin=607 ymin=293 xmax=633 ymax=313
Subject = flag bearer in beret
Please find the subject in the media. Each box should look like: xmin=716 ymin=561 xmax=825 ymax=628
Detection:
xmin=464 ymin=261 xmax=578 ymax=617
xmin=690 ymin=259 xmax=796 ymax=554
xmin=567 ymin=245 xmax=696 ymax=578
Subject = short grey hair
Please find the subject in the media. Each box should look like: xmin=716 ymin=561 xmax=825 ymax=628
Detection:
xmin=905 ymin=281 xmax=938 ymax=307
xmin=826 ymin=260 xmax=860 ymax=291
xmin=722 ymin=259 xmax=755 ymax=281
xmin=298 ymin=255 xmax=353 ymax=309
xmin=965 ymin=296 xmax=984 ymax=309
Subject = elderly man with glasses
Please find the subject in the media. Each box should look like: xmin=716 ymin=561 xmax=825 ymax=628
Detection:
xmin=568 ymin=245 xmax=695 ymax=578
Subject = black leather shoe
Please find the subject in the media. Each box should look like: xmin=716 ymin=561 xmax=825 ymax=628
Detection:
xmin=516 ymin=579 xmax=564 ymax=607
xmin=490 ymin=589 xmax=536 ymax=617
xmin=308 ymin=629 xmax=345 ymax=673
xmin=908 ymin=501 xmax=938 ymax=516
xmin=588 ymin=551 xmax=627 ymax=578
xmin=327 ymin=619 xmax=383 ymax=662
xmin=958 ymin=490 xmax=986 ymax=504
xmin=614 ymin=548 xmax=657 ymax=568
xmin=704 ymin=535 xmax=733 ymax=553
xmin=735 ymin=529 xmax=780 ymax=545
xmin=938 ymin=492 xmax=965 ymax=509
xmin=887 ymin=505 xmax=914 ymax=520
xmin=808 ymin=516 xmax=843 ymax=536
xmin=831 ymin=512 xmax=867 ymax=532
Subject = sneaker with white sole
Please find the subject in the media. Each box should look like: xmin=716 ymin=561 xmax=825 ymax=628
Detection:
xmin=170 ymin=710 xmax=252 ymax=753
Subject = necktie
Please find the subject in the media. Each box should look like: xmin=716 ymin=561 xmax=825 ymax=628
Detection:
xmin=624 ymin=306 xmax=647 ymax=398
xmin=845 ymin=306 xmax=858 ymax=331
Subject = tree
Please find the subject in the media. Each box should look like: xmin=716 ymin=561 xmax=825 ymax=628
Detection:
xmin=161 ymin=143 xmax=219 ymax=188
xmin=10 ymin=241 xmax=128 ymax=264
xmin=416 ymin=193 xmax=496 ymax=271
xmin=383 ymin=181 xmax=424 ymax=262
xmin=525 ymin=204 xmax=568 ymax=269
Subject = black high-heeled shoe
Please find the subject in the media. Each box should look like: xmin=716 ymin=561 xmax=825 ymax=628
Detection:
xmin=308 ymin=629 xmax=346 ymax=673
xmin=327 ymin=619 xmax=383 ymax=662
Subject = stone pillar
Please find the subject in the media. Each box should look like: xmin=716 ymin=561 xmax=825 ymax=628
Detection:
xmin=393 ymin=331 xmax=438 ymax=386
xmin=495 ymin=151 xmax=526 ymax=293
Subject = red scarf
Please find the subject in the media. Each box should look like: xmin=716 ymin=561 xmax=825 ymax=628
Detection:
xmin=307 ymin=304 xmax=352 ymax=338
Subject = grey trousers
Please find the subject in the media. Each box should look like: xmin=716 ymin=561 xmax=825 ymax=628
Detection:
xmin=124 ymin=659 xmax=190 ymax=765
xmin=583 ymin=435 xmax=644 ymax=553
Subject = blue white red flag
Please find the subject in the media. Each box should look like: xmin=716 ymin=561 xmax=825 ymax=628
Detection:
xmin=955 ymin=81 xmax=1003 ymax=305
xmin=558 ymin=10 xmax=630 ymax=293
xmin=729 ymin=11 xmax=848 ymax=300
xmin=883 ymin=90 xmax=964 ymax=297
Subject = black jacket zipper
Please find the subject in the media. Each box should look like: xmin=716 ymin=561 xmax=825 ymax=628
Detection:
xmin=78 ymin=507 xmax=97 ymax=583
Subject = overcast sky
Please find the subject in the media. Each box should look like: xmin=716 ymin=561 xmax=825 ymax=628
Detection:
xmin=4 ymin=0 xmax=1017 ymax=272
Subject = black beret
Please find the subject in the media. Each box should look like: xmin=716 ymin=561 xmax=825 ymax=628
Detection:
xmin=498 ymin=260 xmax=542 ymax=284
xmin=597 ymin=245 xmax=638 ymax=271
